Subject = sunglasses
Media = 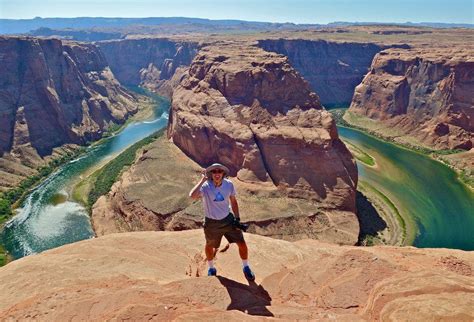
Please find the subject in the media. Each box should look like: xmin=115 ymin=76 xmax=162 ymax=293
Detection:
xmin=210 ymin=169 xmax=224 ymax=174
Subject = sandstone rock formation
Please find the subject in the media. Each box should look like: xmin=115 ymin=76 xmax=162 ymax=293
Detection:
xmin=258 ymin=39 xmax=385 ymax=106
xmin=348 ymin=47 xmax=474 ymax=150
xmin=0 ymin=231 xmax=472 ymax=320
xmin=168 ymin=43 xmax=357 ymax=211
xmin=98 ymin=38 xmax=199 ymax=97
xmin=92 ymin=134 xmax=359 ymax=245
xmin=0 ymin=36 xmax=139 ymax=189
xmin=93 ymin=42 xmax=360 ymax=244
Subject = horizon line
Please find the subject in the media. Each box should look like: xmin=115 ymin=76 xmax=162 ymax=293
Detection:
xmin=0 ymin=16 xmax=472 ymax=26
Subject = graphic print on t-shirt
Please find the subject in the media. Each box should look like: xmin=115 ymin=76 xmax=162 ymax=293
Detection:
xmin=214 ymin=192 xmax=225 ymax=202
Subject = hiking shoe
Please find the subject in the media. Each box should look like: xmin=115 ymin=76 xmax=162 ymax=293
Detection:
xmin=208 ymin=267 xmax=217 ymax=276
xmin=243 ymin=266 xmax=255 ymax=281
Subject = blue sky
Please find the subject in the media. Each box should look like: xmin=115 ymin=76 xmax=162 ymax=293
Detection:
xmin=1 ymin=0 xmax=472 ymax=24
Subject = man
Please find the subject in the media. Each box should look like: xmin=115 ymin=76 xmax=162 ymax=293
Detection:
xmin=189 ymin=162 xmax=255 ymax=281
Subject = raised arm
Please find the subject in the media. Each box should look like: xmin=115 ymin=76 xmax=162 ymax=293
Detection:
xmin=189 ymin=171 xmax=207 ymax=200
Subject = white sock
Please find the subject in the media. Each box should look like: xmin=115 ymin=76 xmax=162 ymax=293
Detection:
xmin=207 ymin=260 xmax=214 ymax=269
xmin=242 ymin=259 xmax=249 ymax=268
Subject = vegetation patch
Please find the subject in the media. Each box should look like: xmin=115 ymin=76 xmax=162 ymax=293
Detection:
xmin=432 ymin=149 xmax=466 ymax=156
xmin=101 ymin=122 xmax=123 ymax=139
xmin=49 ymin=193 xmax=68 ymax=206
xmin=343 ymin=140 xmax=376 ymax=166
xmin=459 ymin=169 xmax=474 ymax=189
xmin=0 ymin=244 xmax=6 ymax=266
xmin=87 ymin=130 xmax=164 ymax=209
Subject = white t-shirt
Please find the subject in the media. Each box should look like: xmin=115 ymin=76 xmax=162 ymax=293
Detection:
xmin=199 ymin=179 xmax=236 ymax=220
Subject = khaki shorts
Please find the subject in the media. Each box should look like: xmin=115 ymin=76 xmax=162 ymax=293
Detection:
xmin=203 ymin=213 xmax=245 ymax=248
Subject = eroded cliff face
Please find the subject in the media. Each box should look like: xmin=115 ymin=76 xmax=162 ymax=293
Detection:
xmin=98 ymin=38 xmax=199 ymax=97
xmin=348 ymin=47 xmax=474 ymax=150
xmin=168 ymin=43 xmax=357 ymax=211
xmin=257 ymin=39 xmax=385 ymax=106
xmin=0 ymin=36 xmax=138 ymax=189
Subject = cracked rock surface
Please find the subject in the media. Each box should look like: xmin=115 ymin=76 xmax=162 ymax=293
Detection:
xmin=0 ymin=230 xmax=472 ymax=320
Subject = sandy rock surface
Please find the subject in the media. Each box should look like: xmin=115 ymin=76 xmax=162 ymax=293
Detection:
xmin=0 ymin=230 xmax=472 ymax=320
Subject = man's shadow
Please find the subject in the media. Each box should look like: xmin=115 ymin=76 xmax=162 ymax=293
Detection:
xmin=216 ymin=276 xmax=273 ymax=317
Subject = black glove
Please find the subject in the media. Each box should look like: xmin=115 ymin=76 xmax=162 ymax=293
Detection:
xmin=232 ymin=216 xmax=249 ymax=232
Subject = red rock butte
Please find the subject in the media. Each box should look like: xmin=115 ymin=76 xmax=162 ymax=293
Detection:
xmin=167 ymin=42 xmax=358 ymax=210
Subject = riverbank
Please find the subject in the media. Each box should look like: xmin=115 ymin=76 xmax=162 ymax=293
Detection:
xmin=342 ymin=140 xmax=376 ymax=167
xmin=71 ymin=94 xmax=164 ymax=207
xmin=356 ymin=181 xmax=412 ymax=246
xmin=0 ymin=146 xmax=86 ymax=226
xmin=341 ymin=109 xmax=473 ymax=190
xmin=330 ymin=108 xmax=414 ymax=246
xmin=72 ymin=130 xmax=164 ymax=212
xmin=342 ymin=141 xmax=412 ymax=246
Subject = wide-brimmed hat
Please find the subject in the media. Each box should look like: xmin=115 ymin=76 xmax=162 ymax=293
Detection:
xmin=206 ymin=163 xmax=230 ymax=175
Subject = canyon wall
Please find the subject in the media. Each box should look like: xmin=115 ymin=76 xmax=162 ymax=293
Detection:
xmin=0 ymin=36 xmax=139 ymax=189
xmin=348 ymin=47 xmax=474 ymax=150
xmin=98 ymin=38 xmax=199 ymax=97
xmin=257 ymin=39 xmax=385 ymax=106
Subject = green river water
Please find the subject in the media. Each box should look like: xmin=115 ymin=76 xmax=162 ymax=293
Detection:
xmin=338 ymin=126 xmax=474 ymax=250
